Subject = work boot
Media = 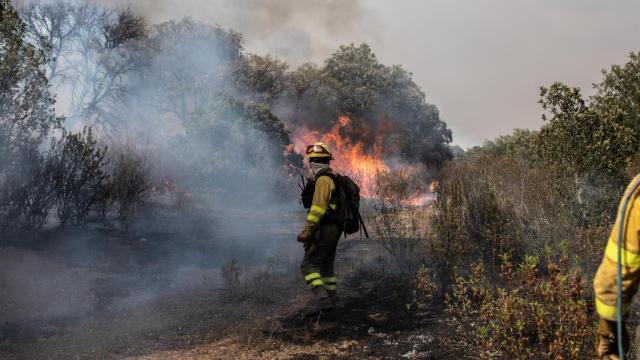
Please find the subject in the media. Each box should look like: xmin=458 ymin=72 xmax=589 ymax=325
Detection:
xmin=302 ymin=296 xmax=333 ymax=317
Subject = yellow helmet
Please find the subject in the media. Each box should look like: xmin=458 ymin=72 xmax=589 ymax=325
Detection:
xmin=305 ymin=142 xmax=333 ymax=159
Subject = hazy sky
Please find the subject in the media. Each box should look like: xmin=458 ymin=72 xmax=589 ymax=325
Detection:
xmin=95 ymin=0 xmax=640 ymax=147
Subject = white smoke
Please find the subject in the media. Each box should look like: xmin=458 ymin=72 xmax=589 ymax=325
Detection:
xmin=86 ymin=0 xmax=381 ymax=66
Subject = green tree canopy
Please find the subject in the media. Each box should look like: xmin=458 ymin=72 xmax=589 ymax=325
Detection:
xmin=1 ymin=0 xmax=59 ymax=155
xmin=538 ymin=81 xmax=636 ymax=178
xmin=278 ymin=43 xmax=452 ymax=168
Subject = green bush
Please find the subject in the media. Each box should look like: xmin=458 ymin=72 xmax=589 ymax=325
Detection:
xmin=447 ymin=256 xmax=592 ymax=359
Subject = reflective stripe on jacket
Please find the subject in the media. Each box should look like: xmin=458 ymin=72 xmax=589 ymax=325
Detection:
xmin=594 ymin=174 xmax=640 ymax=320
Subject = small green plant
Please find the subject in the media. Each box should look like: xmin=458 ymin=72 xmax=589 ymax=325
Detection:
xmin=411 ymin=264 xmax=437 ymax=312
xmin=447 ymin=256 xmax=593 ymax=359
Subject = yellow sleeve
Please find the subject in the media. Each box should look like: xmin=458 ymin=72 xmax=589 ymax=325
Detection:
xmin=302 ymin=175 xmax=335 ymax=233
xmin=594 ymin=175 xmax=640 ymax=321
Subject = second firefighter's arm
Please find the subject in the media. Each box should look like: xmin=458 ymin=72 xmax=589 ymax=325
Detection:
xmin=302 ymin=176 xmax=335 ymax=234
xmin=594 ymin=181 xmax=640 ymax=321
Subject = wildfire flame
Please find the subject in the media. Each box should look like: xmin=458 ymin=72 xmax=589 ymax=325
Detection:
xmin=292 ymin=116 xmax=386 ymax=197
xmin=290 ymin=115 xmax=437 ymax=205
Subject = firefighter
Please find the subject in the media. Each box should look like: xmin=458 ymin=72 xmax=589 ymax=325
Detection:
xmin=297 ymin=142 xmax=342 ymax=316
xmin=593 ymin=174 xmax=640 ymax=359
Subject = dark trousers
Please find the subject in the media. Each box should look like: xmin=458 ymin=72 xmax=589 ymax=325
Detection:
xmin=300 ymin=223 xmax=341 ymax=297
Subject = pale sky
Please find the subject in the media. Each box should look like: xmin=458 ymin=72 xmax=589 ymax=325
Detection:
xmin=97 ymin=0 xmax=640 ymax=148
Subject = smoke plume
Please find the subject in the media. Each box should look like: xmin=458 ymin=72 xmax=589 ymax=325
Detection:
xmin=86 ymin=0 xmax=381 ymax=65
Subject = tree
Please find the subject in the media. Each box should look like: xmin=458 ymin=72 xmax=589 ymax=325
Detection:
xmin=280 ymin=62 xmax=340 ymax=127
xmin=0 ymin=0 xmax=60 ymax=227
xmin=139 ymin=18 xmax=242 ymax=124
xmin=234 ymin=54 xmax=289 ymax=105
xmin=480 ymin=129 xmax=539 ymax=159
xmin=277 ymin=43 xmax=453 ymax=169
xmin=592 ymin=52 xmax=640 ymax=151
xmin=123 ymin=18 xmax=299 ymax=200
xmin=19 ymin=0 xmax=148 ymax=131
xmin=538 ymin=82 xmax=635 ymax=178
xmin=323 ymin=43 xmax=389 ymax=116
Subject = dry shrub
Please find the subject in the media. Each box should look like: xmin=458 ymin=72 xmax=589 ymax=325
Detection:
xmin=427 ymin=146 xmax=619 ymax=357
xmin=374 ymin=168 xmax=424 ymax=205
xmin=221 ymin=257 xmax=243 ymax=301
xmin=221 ymin=256 xmax=286 ymax=303
xmin=247 ymin=258 xmax=281 ymax=303
xmin=107 ymin=141 xmax=151 ymax=228
xmin=447 ymin=255 xmax=592 ymax=359
xmin=427 ymin=152 xmax=610 ymax=284
xmin=370 ymin=169 xmax=431 ymax=277
xmin=427 ymin=176 xmax=470 ymax=290
xmin=371 ymin=206 xmax=428 ymax=277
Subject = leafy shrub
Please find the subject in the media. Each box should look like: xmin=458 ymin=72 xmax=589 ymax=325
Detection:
xmin=410 ymin=264 xmax=437 ymax=312
xmin=47 ymin=127 xmax=109 ymax=226
xmin=447 ymin=256 xmax=592 ymax=359
xmin=2 ymin=150 xmax=53 ymax=230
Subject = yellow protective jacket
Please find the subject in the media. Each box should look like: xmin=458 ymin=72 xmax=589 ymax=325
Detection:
xmin=302 ymin=171 xmax=337 ymax=234
xmin=594 ymin=174 xmax=640 ymax=321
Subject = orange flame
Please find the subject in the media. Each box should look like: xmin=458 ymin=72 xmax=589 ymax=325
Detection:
xmin=291 ymin=116 xmax=437 ymax=204
xmin=292 ymin=116 xmax=387 ymax=197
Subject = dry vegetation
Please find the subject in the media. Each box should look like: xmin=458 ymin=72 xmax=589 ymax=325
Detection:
xmin=424 ymin=151 xmax=608 ymax=358
xmin=3 ymin=0 xmax=640 ymax=357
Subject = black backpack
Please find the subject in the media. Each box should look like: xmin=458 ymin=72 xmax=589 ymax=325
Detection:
xmin=300 ymin=172 xmax=368 ymax=237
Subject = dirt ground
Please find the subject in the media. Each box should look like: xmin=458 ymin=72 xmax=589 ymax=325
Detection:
xmin=0 ymin=208 xmax=466 ymax=360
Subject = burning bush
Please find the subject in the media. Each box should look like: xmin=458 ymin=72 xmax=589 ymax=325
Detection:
xmin=281 ymin=44 xmax=452 ymax=195
xmin=447 ymin=256 xmax=592 ymax=359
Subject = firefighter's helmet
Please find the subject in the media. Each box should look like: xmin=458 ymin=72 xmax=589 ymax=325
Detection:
xmin=305 ymin=142 xmax=333 ymax=159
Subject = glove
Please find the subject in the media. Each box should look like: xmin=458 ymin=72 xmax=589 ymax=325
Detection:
xmin=297 ymin=229 xmax=311 ymax=243
xmin=596 ymin=318 xmax=629 ymax=360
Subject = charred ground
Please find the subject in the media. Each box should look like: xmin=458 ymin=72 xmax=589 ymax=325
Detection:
xmin=0 ymin=206 xmax=465 ymax=360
